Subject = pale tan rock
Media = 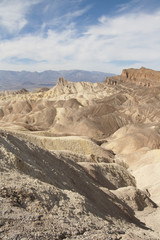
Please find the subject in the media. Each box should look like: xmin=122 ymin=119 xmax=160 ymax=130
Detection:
xmin=111 ymin=186 xmax=157 ymax=211
xmin=102 ymin=125 xmax=160 ymax=206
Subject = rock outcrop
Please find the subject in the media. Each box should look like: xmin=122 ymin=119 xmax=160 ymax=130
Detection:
xmin=121 ymin=67 xmax=160 ymax=85
xmin=105 ymin=67 xmax=160 ymax=87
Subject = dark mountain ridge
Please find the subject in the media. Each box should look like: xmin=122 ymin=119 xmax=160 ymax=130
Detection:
xmin=0 ymin=69 xmax=115 ymax=91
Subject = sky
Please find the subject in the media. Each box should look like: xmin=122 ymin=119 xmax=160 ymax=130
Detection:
xmin=0 ymin=0 xmax=160 ymax=74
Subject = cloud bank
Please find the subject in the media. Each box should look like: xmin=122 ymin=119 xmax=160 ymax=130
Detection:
xmin=0 ymin=0 xmax=160 ymax=74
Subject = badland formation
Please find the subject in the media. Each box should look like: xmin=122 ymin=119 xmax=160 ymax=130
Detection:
xmin=0 ymin=67 xmax=160 ymax=239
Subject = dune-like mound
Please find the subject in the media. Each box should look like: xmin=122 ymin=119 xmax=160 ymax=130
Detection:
xmin=132 ymin=150 xmax=160 ymax=205
xmin=2 ymin=73 xmax=160 ymax=138
xmin=0 ymin=99 xmax=57 ymax=130
xmin=1 ymin=67 xmax=160 ymax=239
xmin=0 ymin=81 xmax=130 ymax=138
xmin=102 ymin=124 xmax=160 ymax=207
xmin=101 ymin=124 xmax=160 ymax=155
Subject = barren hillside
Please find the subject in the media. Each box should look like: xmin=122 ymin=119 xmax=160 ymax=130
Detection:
xmin=0 ymin=67 xmax=160 ymax=239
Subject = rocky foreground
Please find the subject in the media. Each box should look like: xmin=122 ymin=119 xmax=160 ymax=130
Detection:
xmin=0 ymin=67 xmax=160 ymax=239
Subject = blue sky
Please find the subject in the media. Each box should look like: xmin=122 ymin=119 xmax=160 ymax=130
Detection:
xmin=0 ymin=0 xmax=160 ymax=74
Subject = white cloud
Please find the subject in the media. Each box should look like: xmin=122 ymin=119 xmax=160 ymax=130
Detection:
xmin=40 ymin=1 xmax=91 ymax=31
xmin=0 ymin=0 xmax=41 ymax=34
xmin=0 ymin=8 xmax=160 ymax=74
xmin=116 ymin=0 xmax=140 ymax=13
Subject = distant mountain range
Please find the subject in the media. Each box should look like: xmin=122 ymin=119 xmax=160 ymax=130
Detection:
xmin=0 ymin=69 xmax=115 ymax=91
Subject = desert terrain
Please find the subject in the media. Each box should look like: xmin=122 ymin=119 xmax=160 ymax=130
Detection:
xmin=0 ymin=67 xmax=160 ymax=239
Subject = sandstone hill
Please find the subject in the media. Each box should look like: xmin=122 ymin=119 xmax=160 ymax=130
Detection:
xmin=121 ymin=67 xmax=160 ymax=85
xmin=105 ymin=67 xmax=160 ymax=87
xmin=0 ymin=67 xmax=160 ymax=239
